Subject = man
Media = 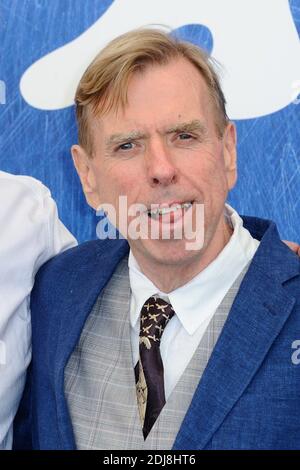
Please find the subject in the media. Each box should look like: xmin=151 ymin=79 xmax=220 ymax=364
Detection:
xmin=0 ymin=171 xmax=76 ymax=449
xmin=14 ymin=29 xmax=300 ymax=450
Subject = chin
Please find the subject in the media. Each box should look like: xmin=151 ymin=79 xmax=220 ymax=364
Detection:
xmin=143 ymin=237 xmax=203 ymax=266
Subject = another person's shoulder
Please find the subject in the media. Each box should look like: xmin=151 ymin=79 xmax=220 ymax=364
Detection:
xmin=0 ymin=170 xmax=50 ymax=205
xmin=0 ymin=170 xmax=61 ymax=230
xmin=0 ymin=170 xmax=77 ymax=271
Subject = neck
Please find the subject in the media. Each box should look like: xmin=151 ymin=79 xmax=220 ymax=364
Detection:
xmin=131 ymin=215 xmax=233 ymax=293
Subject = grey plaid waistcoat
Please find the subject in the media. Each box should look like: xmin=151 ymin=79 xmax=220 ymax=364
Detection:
xmin=64 ymin=255 xmax=249 ymax=450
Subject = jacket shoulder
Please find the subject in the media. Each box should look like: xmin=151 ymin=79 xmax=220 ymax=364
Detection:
xmin=31 ymin=237 xmax=129 ymax=316
xmin=34 ymin=237 xmax=128 ymax=283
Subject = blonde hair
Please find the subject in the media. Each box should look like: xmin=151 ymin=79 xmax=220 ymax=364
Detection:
xmin=75 ymin=28 xmax=228 ymax=154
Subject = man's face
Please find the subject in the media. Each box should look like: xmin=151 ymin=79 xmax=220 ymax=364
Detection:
xmin=73 ymin=58 xmax=237 ymax=267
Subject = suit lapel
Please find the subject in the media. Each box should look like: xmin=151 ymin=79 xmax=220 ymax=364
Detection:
xmin=53 ymin=238 xmax=130 ymax=449
xmin=174 ymin=221 xmax=299 ymax=450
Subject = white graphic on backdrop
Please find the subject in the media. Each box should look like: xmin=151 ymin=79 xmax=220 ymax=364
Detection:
xmin=20 ymin=0 xmax=300 ymax=119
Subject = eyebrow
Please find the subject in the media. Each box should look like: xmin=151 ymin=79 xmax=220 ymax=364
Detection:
xmin=105 ymin=130 xmax=148 ymax=147
xmin=165 ymin=119 xmax=208 ymax=136
xmin=105 ymin=119 xmax=208 ymax=148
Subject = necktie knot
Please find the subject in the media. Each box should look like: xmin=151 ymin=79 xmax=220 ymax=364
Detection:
xmin=139 ymin=295 xmax=175 ymax=349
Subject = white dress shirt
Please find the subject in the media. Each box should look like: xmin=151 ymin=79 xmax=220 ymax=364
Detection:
xmin=0 ymin=171 xmax=77 ymax=449
xmin=129 ymin=204 xmax=260 ymax=400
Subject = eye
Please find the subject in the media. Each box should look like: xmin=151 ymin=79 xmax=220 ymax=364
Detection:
xmin=178 ymin=133 xmax=194 ymax=140
xmin=118 ymin=142 xmax=134 ymax=151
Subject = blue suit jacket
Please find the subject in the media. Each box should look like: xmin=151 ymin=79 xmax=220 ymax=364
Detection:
xmin=14 ymin=216 xmax=300 ymax=449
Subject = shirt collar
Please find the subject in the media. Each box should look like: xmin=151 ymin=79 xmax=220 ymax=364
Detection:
xmin=128 ymin=204 xmax=259 ymax=335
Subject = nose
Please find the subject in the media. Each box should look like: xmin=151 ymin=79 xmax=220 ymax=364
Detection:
xmin=145 ymin=139 xmax=178 ymax=187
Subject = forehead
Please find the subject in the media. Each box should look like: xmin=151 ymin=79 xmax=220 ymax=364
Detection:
xmin=91 ymin=58 xmax=214 ymax=138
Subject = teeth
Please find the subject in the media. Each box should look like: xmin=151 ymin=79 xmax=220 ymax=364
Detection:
xmin=148 ymin=202 xmax=192 ymax=217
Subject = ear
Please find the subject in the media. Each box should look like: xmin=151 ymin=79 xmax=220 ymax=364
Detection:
xmin=223 ymin=122 xmax=237 ymax=190
xmin=71 ymin=144 xmax=101 ymax=209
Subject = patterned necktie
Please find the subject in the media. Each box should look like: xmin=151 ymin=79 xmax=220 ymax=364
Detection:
xmin=134 ymin=295 xmax=175 ymax=439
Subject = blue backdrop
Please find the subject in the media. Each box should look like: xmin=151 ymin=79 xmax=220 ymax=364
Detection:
xmin=0 ymin=0 xmax=299 ymax=243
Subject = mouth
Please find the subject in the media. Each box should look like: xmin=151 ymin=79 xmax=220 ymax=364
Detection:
xmin=147 ymin=200 xmax=194 ymax=223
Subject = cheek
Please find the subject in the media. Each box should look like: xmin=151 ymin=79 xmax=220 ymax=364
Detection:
xmin=114 ymin=170 xmax=139 ymax=197
xmin=99 ymin=163 xmax=142 ymax=205
xmin=185 ymin=147 xmax=228 ymax=193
